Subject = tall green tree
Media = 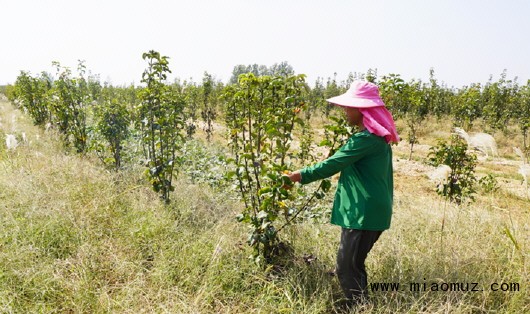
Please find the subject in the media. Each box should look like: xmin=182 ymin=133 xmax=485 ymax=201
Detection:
xmin=224 ymin=73 xmax=309 ymax=264
xmin=137 ymin=50 xmax=186 ymax=203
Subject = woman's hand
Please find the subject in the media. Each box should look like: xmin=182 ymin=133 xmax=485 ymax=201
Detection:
xmin=287 ymin=171 xmax=301 ymax=183
xmin=282 ymin=171 xmax=301 ymax=189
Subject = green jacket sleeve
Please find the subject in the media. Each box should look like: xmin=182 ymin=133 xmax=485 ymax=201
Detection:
xmin=299 ymin=132 xmax=376 ymax=185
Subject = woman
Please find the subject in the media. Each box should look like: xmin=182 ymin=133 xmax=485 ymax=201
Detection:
xmin=287 ymin=80 xmax=399 ymax=308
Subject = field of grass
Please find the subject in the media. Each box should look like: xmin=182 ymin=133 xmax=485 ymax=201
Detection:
xmin=0 ymin=98 xmax=528 ymax=313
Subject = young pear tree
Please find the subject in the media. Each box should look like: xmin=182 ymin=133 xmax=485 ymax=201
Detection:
xmin=224 ymin=73 xmax=311 ymax=264
xmin=137 ymin=50 xmax=186 ymax=203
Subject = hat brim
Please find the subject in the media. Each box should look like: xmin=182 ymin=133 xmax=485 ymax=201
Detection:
xmin=326 ymin=94 xmax=385 ymax=108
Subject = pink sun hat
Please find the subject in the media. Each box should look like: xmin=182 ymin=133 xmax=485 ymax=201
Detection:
xmin=326 ymin=80 xmax=385 ymax=108
xmin=326 ymin=80 xmax=400 ymax=143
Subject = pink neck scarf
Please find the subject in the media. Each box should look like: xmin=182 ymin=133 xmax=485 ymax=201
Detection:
xmin=358 ymin=107 xmax=400 ymax=144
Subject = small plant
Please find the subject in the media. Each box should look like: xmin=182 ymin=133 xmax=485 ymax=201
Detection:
xmin=428 ymin=136 xmax=477 ymax=203
xmin=478 ymin=173 xmax=499 ymax=194
xmin=180 ymin=140 xmax=230 ymax=188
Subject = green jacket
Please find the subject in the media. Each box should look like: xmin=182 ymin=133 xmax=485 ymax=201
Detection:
xmin=300 ymin=130 xmax=393 ymax=230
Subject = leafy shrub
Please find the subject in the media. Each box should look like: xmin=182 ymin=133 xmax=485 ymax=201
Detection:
xmin=50 ymin=61 xmax=98 ymax=153
xmin=478 ymin=173 xmax=499 ymax=194
xmin=90 ymin=90 xmax=130 ymax=170
xmin=12 ymin=71 xmax=52 ymax=126
xmin=428 ymin=136 xmax=477 ymax=203
xmin=180 ymin=140 xmax=231 ymax=189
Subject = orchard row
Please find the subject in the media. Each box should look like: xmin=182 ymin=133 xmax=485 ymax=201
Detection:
xmin=4 ymin=51 xmax=529 ymax=264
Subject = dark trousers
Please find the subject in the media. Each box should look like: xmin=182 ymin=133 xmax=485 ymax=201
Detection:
xmin=336 ymin=228 xmax=383 ymax=302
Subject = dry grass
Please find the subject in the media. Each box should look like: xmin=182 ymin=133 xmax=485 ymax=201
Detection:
xmin=0 ymin=100 xmax=528 ymax=313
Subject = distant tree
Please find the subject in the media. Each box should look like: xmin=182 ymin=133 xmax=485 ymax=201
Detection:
xmin=403 ymin=80 xmax=429 ymax=159
xmin=322 ymin=73 xmax=342 ymax=117
xmin=344 ymin=72 xmax=356 ymax=87
xmin=200 ymin=71 xmax=217 ymax=141
xmin=229 ymin=62 xmax=295 ymax=84
xmin=424 ymin=68 xmax=449 ymax=119
xmin=379 ymin=73 xmax=406 ymax=118
xmin=229 ymin=64 xmax=266 ymax=84
xmin=380 ymin=74 xmax=428 ymax=158
xmin=307 ymin=77 xmax=326 ymax=117
xmin=229 ymin=65 xmax=247 ymax=85
xmin=453 ymin=83 xmax=482 ymax=130
xmin=481 ymin=70 xmax=515 ymax=132
xmin=87 ymin=73 xmax=102 ymax=102
xmin=365 ymin=68 xmax=378 ymax=83
xmin=269 ymin=61 xmax=294 ymax=77
xmin=513 ymin=79 xmax=530 ymax=160
xmin=182 ymin=80 xmax=200 ymax=138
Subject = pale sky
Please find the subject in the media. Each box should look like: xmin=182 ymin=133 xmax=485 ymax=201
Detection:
xmin=1 ymin=0 xmax=529 ymax=88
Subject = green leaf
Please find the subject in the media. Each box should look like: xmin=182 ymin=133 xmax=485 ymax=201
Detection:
xmin=267 ymin=172 xmax=278 ymax=181
xmin=319 ymin=139 xmax=331 ymax=147
xmin=321 ymin=179 xmax=332 ymax=193
xmin=281 ymin=175 xmax=293 ymax=186
xmin=258 ymin=187 xmax=272 ymax=196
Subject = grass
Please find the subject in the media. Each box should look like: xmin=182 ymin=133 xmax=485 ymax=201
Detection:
xmin=0 ymin=99 xmax=528 ymax=313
